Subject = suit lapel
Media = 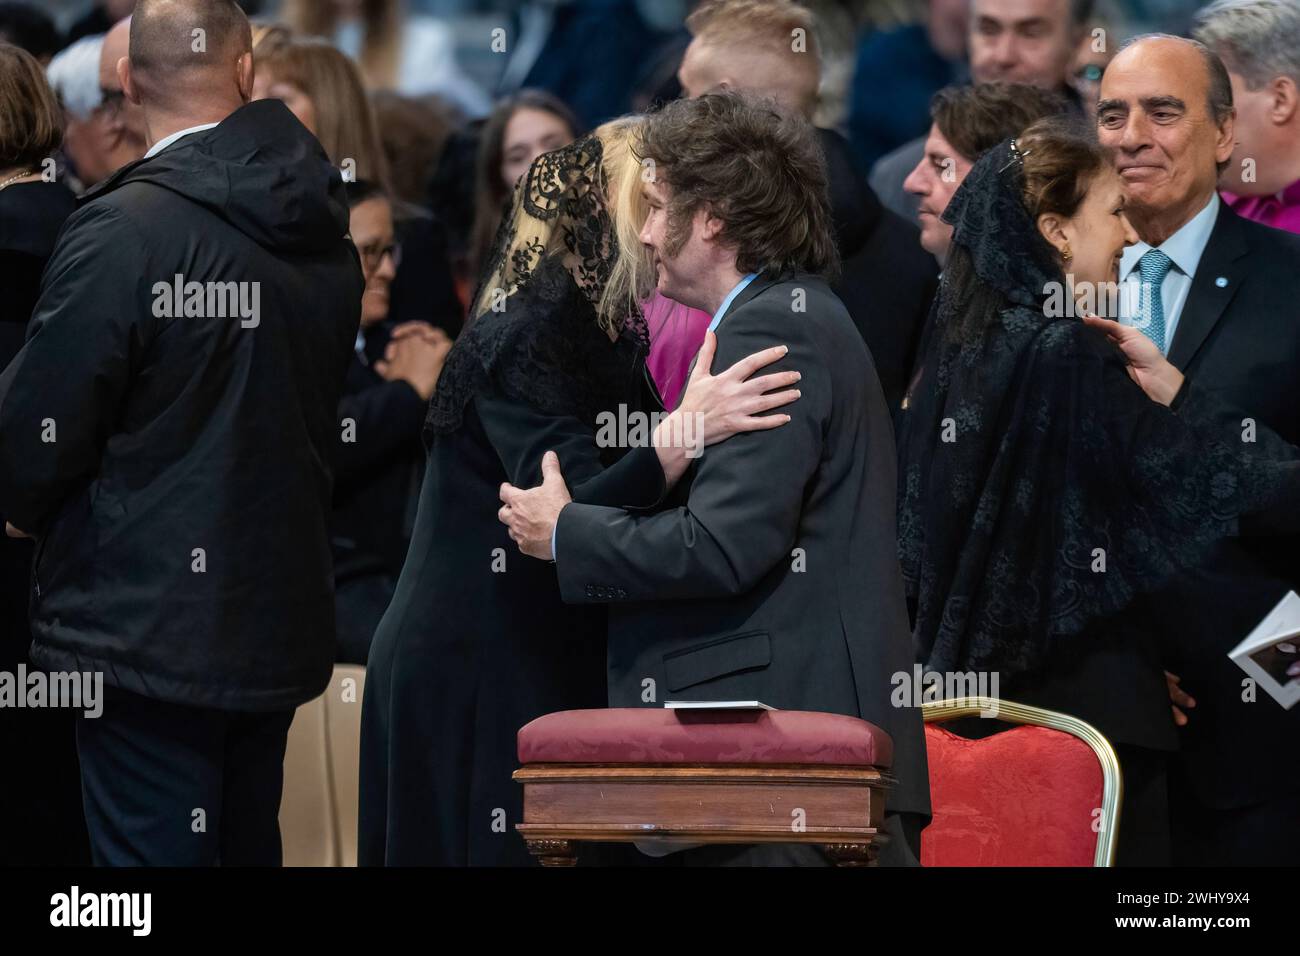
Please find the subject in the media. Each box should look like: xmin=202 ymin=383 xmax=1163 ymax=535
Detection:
xmin=1167 ymin=208 xmax=1250 ymax=370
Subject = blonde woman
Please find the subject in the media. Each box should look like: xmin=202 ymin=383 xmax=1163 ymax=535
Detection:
xmin=358 ymin=117 xmax=802 ymax=866
xmin=280 ymin=0 xmax=489 ymax=116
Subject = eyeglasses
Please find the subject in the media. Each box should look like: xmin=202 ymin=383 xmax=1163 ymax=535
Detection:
xmin=1075 ymin=63 xmax=1104 ymax=84
xmin=358 ymin=241 xmax=401 ymax=272
xmin=98 ymin=87 xmax=125 ymax=111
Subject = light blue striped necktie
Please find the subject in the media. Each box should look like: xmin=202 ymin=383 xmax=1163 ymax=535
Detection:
xmin=1136 ymin=249 xmax=1174 ymax=354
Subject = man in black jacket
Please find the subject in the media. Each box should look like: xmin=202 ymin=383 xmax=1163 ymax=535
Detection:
xmin=0 ymin=0 xmax=362 ymax=865
xmin=500 ymin=93 xmax=930 ymax=866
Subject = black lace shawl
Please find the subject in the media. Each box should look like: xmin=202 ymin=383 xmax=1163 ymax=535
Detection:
xmin=426 ymin=135 xmax=648 ymax=439
xmin=896 ymin=139 xmax=1290 ymax=678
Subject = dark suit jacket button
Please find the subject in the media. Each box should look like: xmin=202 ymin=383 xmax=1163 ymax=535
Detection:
xmin=586 ymin=585 xmax=597 ymax=598
xmin=616 ymin=588 xmax=627 ymax=599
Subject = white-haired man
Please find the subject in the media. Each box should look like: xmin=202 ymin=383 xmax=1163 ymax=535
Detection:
xmin=1196 ymin=0 xmax=1300 ymax=233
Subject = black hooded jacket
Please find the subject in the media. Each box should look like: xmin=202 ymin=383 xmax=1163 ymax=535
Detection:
xmin=0 ymin=99 xmax=363 ymax=711
xmin=817 ymin=129 xmax=939 ymax=415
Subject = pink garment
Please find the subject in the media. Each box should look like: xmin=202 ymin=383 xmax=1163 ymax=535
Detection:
xmin=1221 ymin=180 xmax=1300 ymax=235
xmin=642 ymin=292 xmax=711 ymax=409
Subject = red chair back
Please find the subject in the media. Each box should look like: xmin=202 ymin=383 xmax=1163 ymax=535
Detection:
xmin=921 ymin=723 xmax=1107 ymax=866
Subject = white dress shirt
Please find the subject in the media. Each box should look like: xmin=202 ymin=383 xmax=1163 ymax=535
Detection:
xmin=1118 ymin=194 xmax=1220 ymax=352
xmin=144 ymin=122 xmax=219 ymax=159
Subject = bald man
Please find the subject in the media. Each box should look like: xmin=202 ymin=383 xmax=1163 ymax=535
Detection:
xmin=674 ymin=0 xmax=938 ymax=415
xmin=1097 ymin=34 xmax=1300 ymax=865
xmin=0 ymin=0 xmax=363 ymax=866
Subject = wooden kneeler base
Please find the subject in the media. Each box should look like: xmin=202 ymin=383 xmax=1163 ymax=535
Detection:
xmin=513 ymin=763 xmax=894 ymax=866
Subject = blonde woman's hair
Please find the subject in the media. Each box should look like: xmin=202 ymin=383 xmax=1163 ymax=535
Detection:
xmin=280 ymin=0 xmax=401 ymax=90
xmin=257 ymin=37 xmax=390 ymax=189
xmin=599 ymin=115 xmax=656 ymax=334
xmin=471 ymin=116 xmax=655 ymax=339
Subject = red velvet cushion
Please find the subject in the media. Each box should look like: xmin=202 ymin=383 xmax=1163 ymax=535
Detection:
xmin=518 ymin=708 xmax=893 ymax=768
xmin=921 ymin=724 xmax=1104 ymax=866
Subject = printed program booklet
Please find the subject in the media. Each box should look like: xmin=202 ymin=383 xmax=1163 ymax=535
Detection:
xmin=664 ymin=700 xmax=776 ymax=711
xmin=1229 ymin=590 xmax=1300 ymax=709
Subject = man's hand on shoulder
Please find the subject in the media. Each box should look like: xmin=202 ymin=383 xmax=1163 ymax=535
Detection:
xmin=498 ymin=451 xmax=572 ymax=560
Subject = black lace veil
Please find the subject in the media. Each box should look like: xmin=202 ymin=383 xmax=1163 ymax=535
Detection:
xmin=427 ymin=133 xmax=649 ymax=437
xmin=896 ymin=139 xmax=1272 ymax=679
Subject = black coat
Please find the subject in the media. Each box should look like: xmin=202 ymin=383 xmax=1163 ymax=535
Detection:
xmin=0 ymin=100 xmax=363 ymax=712
xmin=0 ymin=178 xmax=88 ymax=865
xmin=818 ymin=129 xmax=939 ymax=416
xmin=359 ymin=260 xmax=667 ymax=865
xmin=333 ymin=326 xmax=428 ymax=579
xmin=554 ymin=274 xmax=932 ymax=824
xmin=330 ymin=325 xmax=428 ymax=664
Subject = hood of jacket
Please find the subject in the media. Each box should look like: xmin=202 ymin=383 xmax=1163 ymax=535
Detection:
xmin=82 ymin=98 xmax=350 ymax=255
xmin=816 ymin=127 xmax=883 ymax=259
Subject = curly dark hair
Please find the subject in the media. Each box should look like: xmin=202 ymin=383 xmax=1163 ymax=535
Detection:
xmin=636 ymin=92 xmax=838 ymax=279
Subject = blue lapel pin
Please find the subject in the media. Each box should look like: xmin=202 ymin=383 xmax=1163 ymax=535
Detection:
xmin=1215 ymin=276 xmax=1229 ymax=288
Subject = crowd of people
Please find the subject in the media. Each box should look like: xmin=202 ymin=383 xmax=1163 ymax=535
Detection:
xmin=0 ymin=0 xmax=1297 ymax=869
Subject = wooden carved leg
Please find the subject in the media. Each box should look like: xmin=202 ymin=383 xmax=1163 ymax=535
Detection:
xmin=526 ymin=839 xmax=579 ymax=867
xmin=821 ymin=842 xmax=879 ymax=867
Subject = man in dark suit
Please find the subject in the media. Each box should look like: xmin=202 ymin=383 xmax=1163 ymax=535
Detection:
xmin=0 ymin=0 xmax=362 ymax=865
xmin=499 ymin=92 xmax=930 ymax=866
xmin=1099 ymin=34 xmax=1300 ymax=864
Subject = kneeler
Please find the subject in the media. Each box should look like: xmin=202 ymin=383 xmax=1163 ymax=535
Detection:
xmin=513 ymin=708 xmax=895 ymax=866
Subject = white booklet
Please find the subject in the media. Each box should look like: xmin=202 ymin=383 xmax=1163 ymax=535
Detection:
xmin=664 ymin=700 xmax=775 ymax=711
xmin=1228 ymin=591 xmax=1300 ymax=710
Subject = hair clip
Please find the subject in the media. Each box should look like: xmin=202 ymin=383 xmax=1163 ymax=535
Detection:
xmin=999 ymin=138 xmax=1031 ymax=173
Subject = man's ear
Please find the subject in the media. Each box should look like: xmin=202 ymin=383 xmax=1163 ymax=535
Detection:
xmin=1037 ymin=212 xmax=1069 ymax=257
xmin=1269 ymin=75 xmax=1298 ymax=126
xmin=237 ymin=51 xmax=254 ymax=103
xmin=1214 ymin=107 xmax=1236 ymax=166
xmin=118 ymin=56 xmax=140 ymax=107
xmin=701 ymin=205 xmax=725 ymax=242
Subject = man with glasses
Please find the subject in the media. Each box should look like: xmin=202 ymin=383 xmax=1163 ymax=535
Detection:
xmin=92 ymin=16 xmax=146 ymax=184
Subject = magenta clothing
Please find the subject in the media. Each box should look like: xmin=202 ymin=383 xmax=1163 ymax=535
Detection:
xmin=1222 ymin=180 xmax=1300 ymax=235
xmin=643 ymin=293 xmax=711 ymax=409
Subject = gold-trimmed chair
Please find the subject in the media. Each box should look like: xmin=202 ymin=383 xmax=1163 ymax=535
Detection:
xmin=921 ymin=696 xmax=1121 ymax=866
